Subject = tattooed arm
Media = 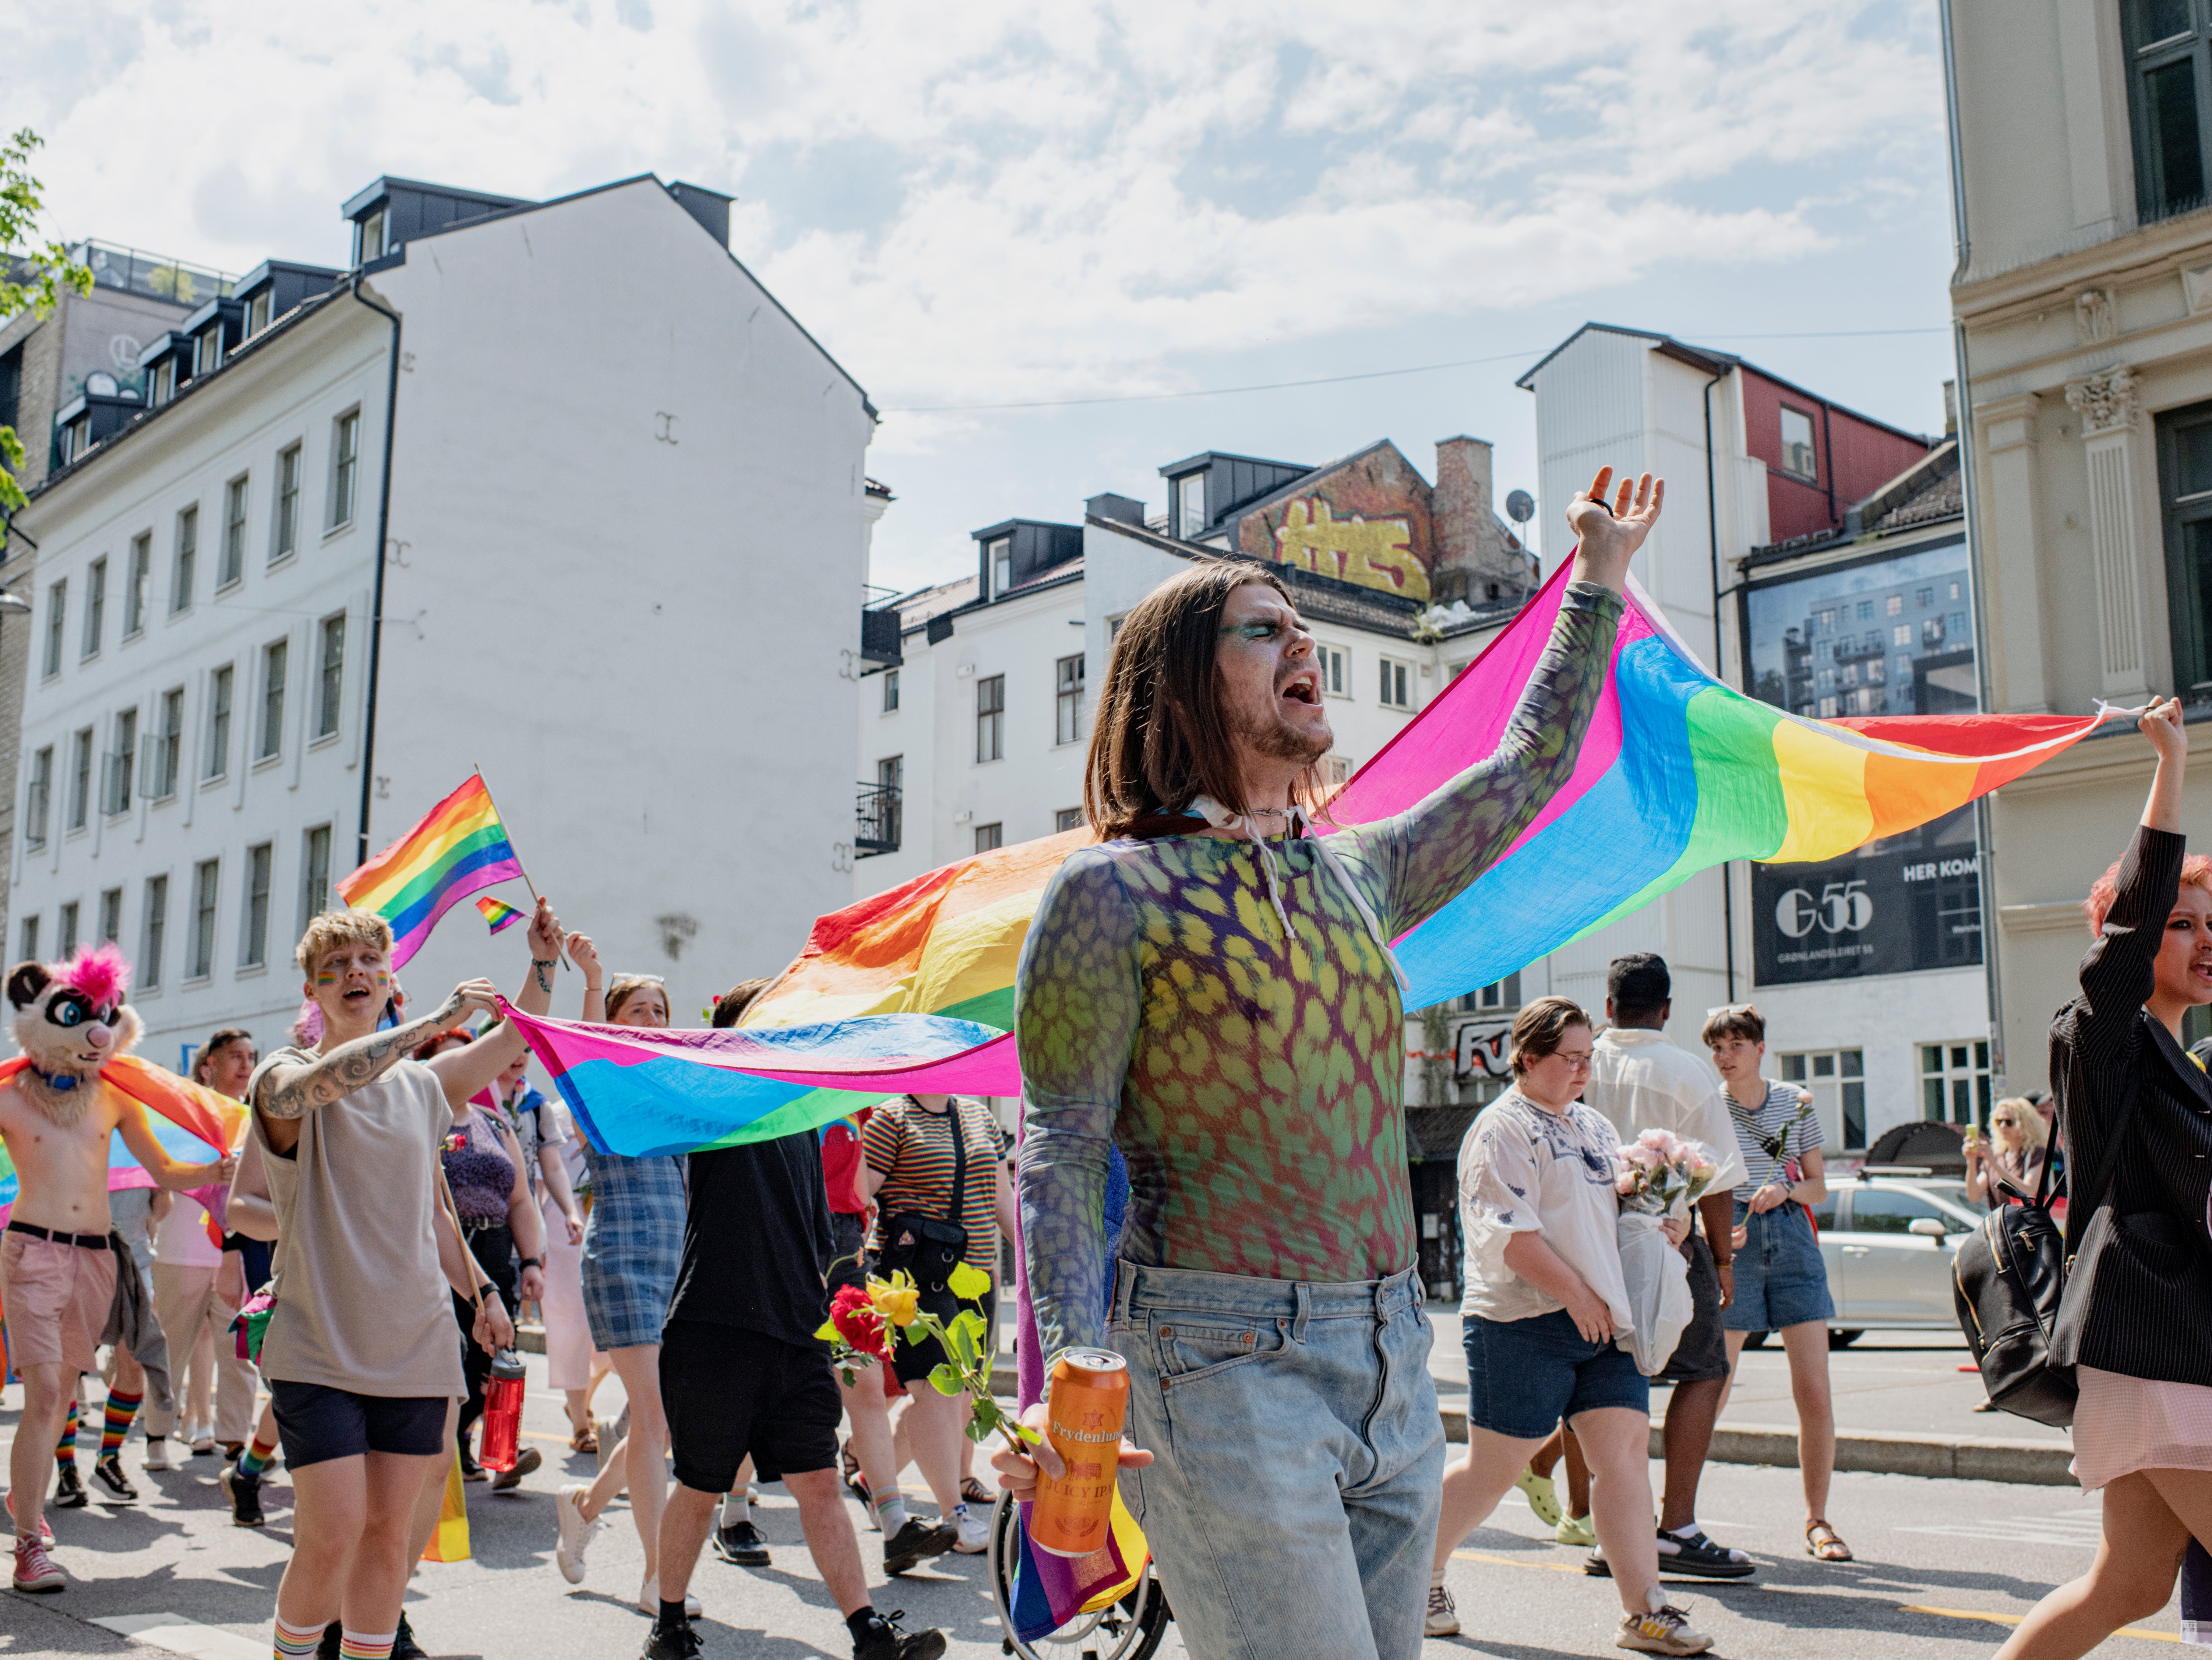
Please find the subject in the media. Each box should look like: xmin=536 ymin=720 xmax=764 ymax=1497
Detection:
xmin=426 ymin=898 xmax=565 ymax=1108
xmin=254 ymin=978 xmax=500 ymax=1156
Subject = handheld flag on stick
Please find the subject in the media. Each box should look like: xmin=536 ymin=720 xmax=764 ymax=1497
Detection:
xmin=337 ymin=774 xmax=525 ymax=969
xmin=476 ymin=896 xmax=528 ymax=935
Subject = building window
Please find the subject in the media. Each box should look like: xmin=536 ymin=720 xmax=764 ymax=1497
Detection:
xmin=976 ymin=673 xmax=1005 ymax=763
xmin=273 ymin=442 xmax=302 ymax=562
xmin=142 ymin=875 xmax=168 ymax=990
xmin=2126 ymin=0 xmax=2212 ymax=223
xmin=259 ymin=640 xmax=287 ymax=761
xmin=1055 ymin=807 xmax=1085 ymax=833
xmin=98 ymin=887 xmax=121 ymax=946
xmin=1780 ymin=406 xmax=1818 ymax=480
xmin=1379 ymin=656 xmax=1413 ymax=710
xmin=356 ymin=207 xmax=386 ymax=266
xmin=974 ymin=823 xmax=1003 ymax=854
xmin=1921 ymin=1040 xmax=1992 ymax=1129
xmin=18 ymin=915 xmax=36 ymax=962
xmin=207 ymin=664 xmax=233 ymax=780
xmin=196 ymin=323 xmax=222 ymax=377
xmin=24 ymin=745 xmax=51 ymax=849
xmin=302 ymin=824 xmax=332 ymax=928
xmin=43 ymin=579 xmax=64 ymax=679
xmin=189 ymin=859 xmax=219 ymax=979
xmin=220 ymin=474 xmax=249 ymax=588
xmin=104 ymin=708 xmax=136 ymax=815
xmin=2157 ymin=399 xmax=2212 ymax=691
xmin=883 ymin=669 xmax=899 ymax=713
xmin=152 ymin=358 xmax=175 ymax=406
xmin=330 ymin=410 xmax=360 ymax=530
xmin=1460 ymin=973 xmax=1522 ymax=1014
xmin=315 ymin=613 xmax=345 ymax=739
xmin=171 ymin=504 xmax=197 ymax=614
xmin=57 ymin=901 xmax=78 ymax=959
xmin=1319 ymin=644 xmax=1349 ymax=697
xmin=67 ymin=727 xmax=92 ymax=831
xmin=1176 ymin=472 xmax=1206 ymax=539
xmin=246 ymin=289 xmax=271 ymax=337
xmin=81 ymin=557 xmax=106 ymax=658
xmin=125 ymin=532 xmax=150 ymax=636
xmin=151 ymin=687 xmax=183 ymax=799
xmin=988 ymin=537 xmax=1011 ymax=600
xmin=1780 ymin=1049 xmax=1867 ymax=1149
xmin=242 ymin=841 xmax=273 ymax=967
xmin=1055 ymin=654 xmax=1084 ymax=746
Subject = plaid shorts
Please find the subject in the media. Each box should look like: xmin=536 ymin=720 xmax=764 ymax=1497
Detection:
xmin=580 ymin=1150 xmax=686 ymax=1350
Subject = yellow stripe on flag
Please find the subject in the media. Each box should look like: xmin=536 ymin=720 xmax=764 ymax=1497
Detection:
xmin=421 ymin=1455 xmax=470 ymax=1562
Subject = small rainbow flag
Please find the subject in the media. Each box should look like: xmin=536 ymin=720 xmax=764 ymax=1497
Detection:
xmin=337 ymin=774 xmax=525 ymax=969
xmin=476 ymin=895 xmax=527 ymax=935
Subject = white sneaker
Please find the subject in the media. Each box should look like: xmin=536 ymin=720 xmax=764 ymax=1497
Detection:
xmin=1617 ymin=1594 xmax=1714 ymax=1655
xmin=954 ymin=1512 xmax=990 ymax=1555
xmin=554 ymin=1483 xmax=601 ymax=1584
xmin=143 ymin=1439 xmax=172 ymax=1471
xmin=637 ymin=1575 xmax=702 ymax=1618
xmin=1425 ymin=1583 xmax=1460 ymax=1637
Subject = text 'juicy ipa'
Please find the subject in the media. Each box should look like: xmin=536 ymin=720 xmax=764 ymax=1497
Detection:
xmin=1030 ymin=1348 xmax=1129 ymax=1557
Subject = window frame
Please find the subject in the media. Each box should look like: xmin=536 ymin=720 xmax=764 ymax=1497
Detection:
xmin=258 ymin=638 xmax=288 ymax=763
xmin=24 ymin=745 xmax=51 ymax=849
xmin=315 ymin=612 xmax=345 ymax=740
xmin=1055 ymin=807 xmax=1085 ymax=833
xmin=273 ymin=442 xmax=302 ymax=564
xmin=328 ymin=408 xmax=361 ymax=532
xmin=188 ymin=858 xmax=220 ymax=981
xmin=81 ymin=557 xmax=106 ymax=660
xmin=975 ymin=672 xmax=1006 ymax=763
xmin=219 ymin=473 xmax=249 ymax=589
xmin=141 ymin=874 xmax=168 ymax=991
xmin=67 ymin=726 xmax=93 ymax=832
xmin=104 ymin=707 xmax=136 ymax=817
xmin=1778 ymin=1047 xmax=1868 ymax=1150
xmin=42 ymin=578 xmax=64 ymax=680
xmin=1319 ymin=643 xmax=1350 ymax=698
xmin=1779 ymin=405 xmax=1820 ymax=482
xmin=1378 ymin=654 xmax=1414 ymax=711
xmin=18 ymin=915 xmax=36 ymax=963
xmin=171 ymin=503 xmax=198 ymax=615
xmin=57 ymin=901 xmax=78 ymax=959
xmin=2156 ymin=397 xmax=2212 ymax=693
xmin=98 ymin=886 xmax=122 ymax=947
xmin=151 ymin=686 xmax=184 ymax=801
xmin=2124 ymin=0 xmax=2212 ymax=225
xmin=124 ymin=531 xmax=150 ymax=638
xmin=987 ymin=537 xmax=1011 ymax=600
xmin=1919 ymin=1039 xmax=1993 ymax=1130
xmin=206 ymin=664 xmax=234 ymax=782
xmin=974 ymin=822 xmax=1004 ymax=854
xmin=1054 ymin=653 xmax=1085 ymax=746
xmin=882 ymin=668 xmax=899 ymax=713
xmin=302 ymin=824 xmax=333 ymax=931
xmin=241 ymin=840 xmax=273 ymax=969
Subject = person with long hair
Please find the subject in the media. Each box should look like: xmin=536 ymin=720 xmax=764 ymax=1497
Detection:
xmin=552 ymin=951 xmax=699 ymax=1620
xmin=995 ymin=468 xmax=1661 ymax=1658
xmin=2000 ymin=700 xmax=2212 ymax=1658
xmin=1705 ymin=1003 xmax=1845 ymax=1564
xmin=1427 ymin=998 xmax=1710 ymax=1655
xmin=1964 ymin=1096 xmax=2051 ymax=1209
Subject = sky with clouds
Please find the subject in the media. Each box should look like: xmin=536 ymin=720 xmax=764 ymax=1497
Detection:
xmin=11 ymin=0 xmax=1956 ymax=593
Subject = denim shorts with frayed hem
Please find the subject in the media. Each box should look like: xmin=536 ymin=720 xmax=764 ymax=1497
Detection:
xmin=1721 ymin=1202 xmax=1835 ymax=1333
xmin=1464 ymin=1308 xmax=1649 ymax=1441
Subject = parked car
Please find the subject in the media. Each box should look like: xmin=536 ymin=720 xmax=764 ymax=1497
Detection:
xmin=1739 ymin=1168 xmax=1980 ymax=1350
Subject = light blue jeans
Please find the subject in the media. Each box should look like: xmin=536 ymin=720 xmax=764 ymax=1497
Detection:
xmin=1107 ymin=1260 xmax=1443 ymax=1660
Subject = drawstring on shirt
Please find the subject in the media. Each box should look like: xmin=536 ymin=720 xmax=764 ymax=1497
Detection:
xmin=1185 ymin=796 xmax=1413 ymax=996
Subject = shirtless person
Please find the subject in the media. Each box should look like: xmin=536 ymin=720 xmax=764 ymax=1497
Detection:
xmin=0 ymin=949 xmax=233 ymax=1594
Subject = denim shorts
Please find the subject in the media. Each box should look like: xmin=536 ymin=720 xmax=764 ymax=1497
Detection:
xmin=1722 ymin=1202 xmax=1836 ymax=1332
xmin=1463 ymin=1308 xmax=1649 ymax=1440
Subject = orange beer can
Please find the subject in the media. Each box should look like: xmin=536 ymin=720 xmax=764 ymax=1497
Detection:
xmin=1030 ymin=1348 xmax=1129 ymax=1557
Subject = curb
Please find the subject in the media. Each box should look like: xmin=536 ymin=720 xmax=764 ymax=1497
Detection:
xmin=1438 ymin=1405 xmax=2072 ymax=1485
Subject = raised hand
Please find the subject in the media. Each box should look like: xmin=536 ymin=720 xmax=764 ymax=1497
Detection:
xmin=567 ymin=932 xmax=601 ymax=988
xmin=2141 ymin=696 xmax=2186 ymax=761
xmin=1565 ymin=465 xmax=1664 ymax=595
xmin=438 ymin=978 xmax=502 ymax=1028
xmin=527 ymin=897 xmax=565 ymax=967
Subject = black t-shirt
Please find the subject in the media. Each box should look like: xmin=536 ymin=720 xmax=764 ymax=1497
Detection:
xmin=668 ymin=1130 xmax=834 ymax=1349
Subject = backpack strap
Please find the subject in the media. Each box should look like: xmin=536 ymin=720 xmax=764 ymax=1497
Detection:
xmin=2060 ymin=1054 xmax=2144 ymax=1264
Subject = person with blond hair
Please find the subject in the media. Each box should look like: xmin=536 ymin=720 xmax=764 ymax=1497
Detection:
xmin=247 ymin=899 xmax=567 ymax=1660
xmin=1964 ymin=1097 xmax=2051 ymax=1210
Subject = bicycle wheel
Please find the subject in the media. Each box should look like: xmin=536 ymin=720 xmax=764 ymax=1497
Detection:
xmin=988 ymin=1490 xmax=1169 ymax=1660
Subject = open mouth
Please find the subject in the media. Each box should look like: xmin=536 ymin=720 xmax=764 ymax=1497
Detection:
xmin=1279 ymin=673 xmax=1321 ymax=707
xmin=342 ymin=985 xmax=374 ymax=1005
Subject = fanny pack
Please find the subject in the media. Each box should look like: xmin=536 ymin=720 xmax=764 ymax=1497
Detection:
xmin=876 ymin=1101 xmax=973 ymax=1294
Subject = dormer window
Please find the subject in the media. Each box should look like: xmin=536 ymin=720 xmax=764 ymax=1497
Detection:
xmin=196 ymin=325 xmax=223 ymax=376
xmin=151 ymin=359 xmax=175 ymax=407
xmin=1176 ymin=472 xmax=1206 ymax=539
xmin=246 ymin=290 xmax=271 ymax=337
xmin=989 ymin=538 xmax=1012 ymax=599
xmin=59 ymin=413 xmax=90 ymax=465
xmin=355 ymin=207 xmax=387 ymax=267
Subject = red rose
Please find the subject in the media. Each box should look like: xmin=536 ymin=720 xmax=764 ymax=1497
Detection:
xmin=828 ymin=1285 xmax=887 ymax=1359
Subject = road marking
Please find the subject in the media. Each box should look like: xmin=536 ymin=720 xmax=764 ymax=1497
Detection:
xmin=92 ymin=1614 xmax=267 ymax=1658
xmin=1897 ymin=1513 xmax=2105 ymax=1548
xmin=1900 ymin=1605 xmax=2178 ymax=1644
xmin=1454 ymin=1547 xmax=1582 ymax=1575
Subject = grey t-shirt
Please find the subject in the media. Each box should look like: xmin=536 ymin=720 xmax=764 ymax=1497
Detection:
xmin=248 ymin=1047 xmax=465 ymax=1399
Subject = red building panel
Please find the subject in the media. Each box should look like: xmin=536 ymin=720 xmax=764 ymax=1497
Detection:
xmin=1739 ymin=369 xmax=1930 ymax=546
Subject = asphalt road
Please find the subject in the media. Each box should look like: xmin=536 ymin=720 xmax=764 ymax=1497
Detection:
xmin=1 ymin=1344 xmax=2188 ymax=1659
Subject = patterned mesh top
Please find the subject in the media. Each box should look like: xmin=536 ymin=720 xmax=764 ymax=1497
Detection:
xmin=1016 ymin=581 xmax=1623 ymax=1361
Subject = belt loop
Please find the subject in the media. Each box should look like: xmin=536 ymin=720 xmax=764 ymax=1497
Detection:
xmin=1111 ymin=1260 xmax=1133 ymax=1327
xmin=1292 ymin=1282 xmax=1311 ymax=1344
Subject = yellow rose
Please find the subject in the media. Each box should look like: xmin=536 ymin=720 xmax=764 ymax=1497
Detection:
xmin=868 ymin=1272 xmax=921 ymax=1329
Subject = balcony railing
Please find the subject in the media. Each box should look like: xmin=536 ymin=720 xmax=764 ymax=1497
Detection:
xmin=856 ymin=783 xmax=901 ymax=857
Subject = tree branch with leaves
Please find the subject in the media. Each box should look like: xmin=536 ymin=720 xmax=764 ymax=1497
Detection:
xmin=1 ymin=129 xmax=93 ymax=514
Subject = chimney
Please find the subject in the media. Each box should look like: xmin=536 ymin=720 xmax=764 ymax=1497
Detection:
xmin=1432 ymin=436 xmax=1523 ymax=605
xmin=1942 ymin=379 xmax=1958 ymax=438
xmin=1085 ymin=492 xmax=1145 ymax=526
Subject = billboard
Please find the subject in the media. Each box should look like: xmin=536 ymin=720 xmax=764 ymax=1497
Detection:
xmin=1751 ymin=805 xmax=1984 ymax=985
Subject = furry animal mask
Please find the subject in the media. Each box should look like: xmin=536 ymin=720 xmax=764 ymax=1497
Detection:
xmin=7 ymin=944 xmax=144 ymax=1123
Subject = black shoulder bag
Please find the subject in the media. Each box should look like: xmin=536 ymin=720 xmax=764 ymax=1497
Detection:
xmin=1951 ymin=1087 xmax=2133 ymax=1428
xmin=877 ymin=1100 xmax=971 ymax=1295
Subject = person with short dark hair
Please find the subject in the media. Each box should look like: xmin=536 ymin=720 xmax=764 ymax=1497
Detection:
xmin=1580 ymin=954 xmax=1748 ymax=1580
xmin=1430 ymin=997 xmax=1712 ymax=1655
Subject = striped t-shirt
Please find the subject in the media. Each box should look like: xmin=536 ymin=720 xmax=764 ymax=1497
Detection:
xmin=1726 ymin=1080 xmax=1824 ymax=1193
xmin=862 ymin=1096 xmax=1001 ymax=1273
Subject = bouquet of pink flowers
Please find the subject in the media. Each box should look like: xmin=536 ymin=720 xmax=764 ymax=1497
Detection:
xmin=1614 ymin=1128 xmax=1719 ymax=1224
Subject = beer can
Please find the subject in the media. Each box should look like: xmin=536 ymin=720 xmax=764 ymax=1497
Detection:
xmin=1030 ymin=1348 xmax=1129 ymax=1558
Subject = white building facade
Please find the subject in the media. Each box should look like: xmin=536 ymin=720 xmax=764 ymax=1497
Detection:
xmin=13 ymin=173 xmax=877 ymax=1071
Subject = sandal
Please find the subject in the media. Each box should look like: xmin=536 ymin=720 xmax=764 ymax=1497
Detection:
xmin=1805 ymin=1519 xmax=1854 ymax=1562
xmin=569 ymin=1421 xmax=598 ymax=1455
xmin=841 ymin=1440 xmax=870 ymax=1504
xmin=961 ymin=1477 xmax=993 ymax=1507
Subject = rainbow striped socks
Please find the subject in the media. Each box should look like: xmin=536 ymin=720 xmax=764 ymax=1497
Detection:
xmin=337 ymin=1632 xmax=395 ymax=1659
xmin=271 ymin=1617 xmax=325 ymax=1659
xmin=100 ymin=1390 xmax=142 ymax=1457
xmin=237 ymin=1429 xmax=279 ymax=1481
xmin=54 ymin=1400 xmax=79 ymax=1471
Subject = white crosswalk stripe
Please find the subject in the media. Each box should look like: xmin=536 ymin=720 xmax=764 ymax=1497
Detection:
xmin=1896 ymin=1512 xmax=2106 ymax=1548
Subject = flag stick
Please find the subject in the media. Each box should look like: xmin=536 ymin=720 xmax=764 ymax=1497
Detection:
xmin=472 ymin=764 xmax=571 ymax=969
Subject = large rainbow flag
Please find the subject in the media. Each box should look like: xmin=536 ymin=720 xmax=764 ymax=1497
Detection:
xmin=509 ymin=559 xmax=2108 ymax=1157
xmin=337 ymin=774 xmax=525 ymax=968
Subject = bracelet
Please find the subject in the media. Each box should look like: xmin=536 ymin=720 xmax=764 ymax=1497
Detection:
xmin=517 ymin=1256 xmax=542 ymax=1271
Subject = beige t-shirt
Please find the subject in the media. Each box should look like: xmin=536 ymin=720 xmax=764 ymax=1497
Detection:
xmin=1457 ymin=1090 xmax=1632 ymax=1330
xmin=249 ymin=1047 xmax=465 ymax=1399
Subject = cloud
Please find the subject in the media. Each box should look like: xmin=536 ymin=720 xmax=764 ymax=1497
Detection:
xmin=4 ymin=0 xmax=1940 ymax=416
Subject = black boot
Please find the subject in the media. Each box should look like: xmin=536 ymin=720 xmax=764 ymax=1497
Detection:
xmin=52 ymin=1465 xmax=87 ymax=1509
xmin=848 ymin=1607 xmax=947 ymax=1660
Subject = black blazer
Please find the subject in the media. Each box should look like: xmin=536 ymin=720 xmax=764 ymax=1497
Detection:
xmin=2048 ymin=826 xmax=2212 ymax=1385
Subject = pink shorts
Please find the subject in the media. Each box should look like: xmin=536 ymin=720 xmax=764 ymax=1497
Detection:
xmin=1 ymin=1230 xmax=118 ymax=1376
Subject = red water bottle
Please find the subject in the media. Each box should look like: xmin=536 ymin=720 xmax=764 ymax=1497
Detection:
xmin=478 ymin=1349 xmax=527 ymax=1472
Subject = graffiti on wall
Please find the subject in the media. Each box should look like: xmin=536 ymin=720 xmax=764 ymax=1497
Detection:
xmin=1235 ymin=441 xmax=1438 ymax=603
